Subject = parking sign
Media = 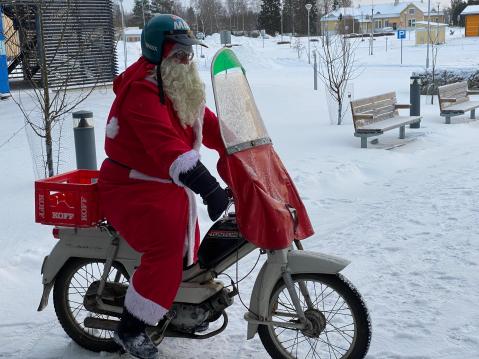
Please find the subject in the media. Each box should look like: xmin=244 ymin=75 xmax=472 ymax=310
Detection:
xmin=397 ymin=30 xmax=406 ymax=39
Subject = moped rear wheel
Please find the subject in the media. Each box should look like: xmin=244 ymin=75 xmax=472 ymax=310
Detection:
xmin=258 ymin=273 xmax=371 ymax=359
xmin=53 ymin=259 xmax=129 ymax=352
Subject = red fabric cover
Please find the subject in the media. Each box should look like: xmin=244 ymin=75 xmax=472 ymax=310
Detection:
xmin=99 ymin=57 xmax=225 ymax=310
xmin=218 ymin=144 xmax=314 ymax=250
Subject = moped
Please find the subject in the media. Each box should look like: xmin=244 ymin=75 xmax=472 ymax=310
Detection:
xmin=37 ymin=204 xmax=371 ymax=359
xmin=36 ymin=48 xmax=372 ymax=358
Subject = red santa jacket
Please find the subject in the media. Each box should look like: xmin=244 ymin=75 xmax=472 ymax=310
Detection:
xmin=99 ymin=57 xmax=224 ymax=265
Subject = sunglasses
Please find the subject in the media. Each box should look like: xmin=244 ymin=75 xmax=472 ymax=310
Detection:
xmin=172 ymin=50 xmax=194 ymax=63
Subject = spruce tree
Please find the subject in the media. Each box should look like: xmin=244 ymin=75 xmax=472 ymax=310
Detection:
xmin=132 ymin=0 xmax=151 ymax=28
xmin=150 ymin=0 xmax=175 ymax=15
xmin=258 ymin=0 xmax=281 ymax=35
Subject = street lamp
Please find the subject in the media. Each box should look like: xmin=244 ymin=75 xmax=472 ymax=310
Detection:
xmin=305 ymin=3 xmax=312 ymax=64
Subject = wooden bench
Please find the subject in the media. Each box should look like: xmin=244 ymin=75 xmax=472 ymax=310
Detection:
xmin=438 ymin=81 xmax=479 ymax=124
xmin=350 ymin=92 xmax=422 ymax=148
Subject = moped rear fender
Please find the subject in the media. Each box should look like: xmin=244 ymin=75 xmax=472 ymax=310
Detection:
xmin=246 ymin=249 xmax=350 ymax=339
xmin=37 ymin=227 xmax=139 ymax=311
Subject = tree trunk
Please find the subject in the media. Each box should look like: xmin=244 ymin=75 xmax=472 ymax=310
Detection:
xmin=45 ymin=120 xmax=54 ymax=177
xmin=337 ymin=99 xmax=342 ymax=125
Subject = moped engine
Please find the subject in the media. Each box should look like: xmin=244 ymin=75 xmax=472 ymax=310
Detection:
xmin=169 ymin=288 xmax=234 ymax=333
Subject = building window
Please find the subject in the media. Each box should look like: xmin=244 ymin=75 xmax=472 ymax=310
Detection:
xmin=408 ymin=19 xmax=416 ymax=27
xmin=409 ymin=8 xmax=415 ymax=15
xmin=375 ymin=20 xmax=382 ymax=28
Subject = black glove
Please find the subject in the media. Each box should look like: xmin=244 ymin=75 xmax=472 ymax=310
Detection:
xmin=179 ymin=161 xmax=229 ymax=221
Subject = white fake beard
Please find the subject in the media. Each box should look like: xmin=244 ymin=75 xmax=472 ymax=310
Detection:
xmin=160 ymin=57 xmax=206 ymax=128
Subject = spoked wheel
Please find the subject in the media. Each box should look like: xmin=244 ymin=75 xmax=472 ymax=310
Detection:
xmin=53 ymin=259 xmax=129 ymax=352
xmin=258 ymin=273 xmax=371 ymax=359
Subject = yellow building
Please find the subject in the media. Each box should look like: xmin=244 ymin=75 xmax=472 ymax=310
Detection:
xmin=2 ymin=14 xmax=19 ymax=59
xmin=461 ymin=5 xmax=479 ymax=37
xmin=415 ymin=21 xmax=447 ymax=44
xmin=320 ymin=1 xmax=445 ymax=34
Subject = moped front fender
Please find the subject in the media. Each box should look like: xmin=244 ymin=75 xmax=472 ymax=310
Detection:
xmin=246 ymin=249 xmax=350 ymax=339
xmin=37 ymin=227 xmax=139 ymax=311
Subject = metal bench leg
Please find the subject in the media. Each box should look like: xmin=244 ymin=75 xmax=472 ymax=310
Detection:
xmin=471 ymin=109 xmax=476 ymax=120
xmin=360 ymin=136 xmax=367 ymax=148
xmin=399 ymin=126 xmax=405 ymax=139
xmin=445 ymin=116 xmax=451 ymax=124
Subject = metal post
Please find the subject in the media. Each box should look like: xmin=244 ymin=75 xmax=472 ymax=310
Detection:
xmin=401 ymin=37 xmax=403 ymax=64
xmin=426 ymin=0 xmax=431 ymax=68
xmin=119 ymin=0 xmax=127 ymax=71
xmin=141 ymin=0 xmax=146 ymax=27
xmin=410 ymin=75 xmax=421 ymax=128
xmin=305 ymin=4 xmax=312 ymax=64
xmin=281 ymin=6 xmax=284 ymax=42
xmin=0 ymin=8 xmax=11 ymax=99
xmin=313 ymin=51 xmax=317 ymax=90
xmin=73 ymin=111 xmax=97 ymax=170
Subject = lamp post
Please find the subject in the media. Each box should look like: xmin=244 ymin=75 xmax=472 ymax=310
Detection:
xmin=426 ymin=0 xmax=431 ymax=68
xmin=305 ymin=3 xmax=312 ymax=64
xmin=119 ymin=0 xmax=127 ymax=71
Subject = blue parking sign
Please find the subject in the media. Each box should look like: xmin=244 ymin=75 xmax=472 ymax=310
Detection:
xmin=397 ymin=30 xmax=406 ymax=39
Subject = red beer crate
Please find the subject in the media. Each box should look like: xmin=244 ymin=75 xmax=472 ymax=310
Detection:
xmin=35 ymin=170 xmax=101 ymax=227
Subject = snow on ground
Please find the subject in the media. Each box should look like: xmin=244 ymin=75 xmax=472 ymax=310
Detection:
xmin=1 ymin=28 xmax=479 ymax=358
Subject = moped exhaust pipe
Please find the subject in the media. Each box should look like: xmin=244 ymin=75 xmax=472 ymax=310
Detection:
xmin=84 ymin=317 xmax=119 ymax=331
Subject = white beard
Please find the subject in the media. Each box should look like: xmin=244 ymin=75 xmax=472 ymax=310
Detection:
xmin=160 ymin=57 xmax=206 ymax=128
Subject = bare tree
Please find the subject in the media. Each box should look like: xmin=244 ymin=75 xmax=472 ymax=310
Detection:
xmin=6 ymin=0 xmax=116 ymax=178
xmin=315 ymin=35 xmax=360 ymax=125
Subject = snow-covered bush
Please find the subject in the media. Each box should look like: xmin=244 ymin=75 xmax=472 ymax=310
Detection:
xmin=413 ymin=69 xmax=479 ymax=95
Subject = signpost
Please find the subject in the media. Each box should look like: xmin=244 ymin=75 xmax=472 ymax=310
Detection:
xmin=0 ymin=8 xmax=11 ymax=99
xmin=397 ymin=29 xmax=406 ymax=65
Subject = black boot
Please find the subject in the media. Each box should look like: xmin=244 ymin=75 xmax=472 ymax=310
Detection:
xmin=114 ymin=308 xmax=159 ymax=359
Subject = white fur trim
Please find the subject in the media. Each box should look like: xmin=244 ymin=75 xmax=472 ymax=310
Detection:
xmin=169 ymin=149 xmax=200 ymax=186
xmin=192 ymin=109 xmax=204 ymax=151
xmin=129 ymin=169 xmax=172 ymax=184
xmin=106 ymin=117 xmax=119 ymax=139
xmin=124 ymin=277 xmax=168 ymax=325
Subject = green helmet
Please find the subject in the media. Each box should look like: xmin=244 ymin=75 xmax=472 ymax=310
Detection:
xmin=141 ymin=14 xmax=206 ymax=64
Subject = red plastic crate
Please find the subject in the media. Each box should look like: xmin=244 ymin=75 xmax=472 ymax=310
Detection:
xmin=35 ymin=170 xmax=101 ymax=227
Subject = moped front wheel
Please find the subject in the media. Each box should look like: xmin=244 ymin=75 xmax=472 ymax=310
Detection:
xmin=53 ymin=259 xmax=129 ymax=352
xmin=258 ymin=273 xmax=371 ymax=359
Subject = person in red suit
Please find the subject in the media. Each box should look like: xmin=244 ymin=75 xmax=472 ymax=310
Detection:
xmin=98 ymin=14 xmax=228 ymax=359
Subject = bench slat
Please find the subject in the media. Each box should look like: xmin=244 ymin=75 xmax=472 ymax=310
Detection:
xmin=441 ymin=101 xmax=479 ymax=113
xmin=355 ymin=116 xmax=422 ymax=132
xmin=351 ymin=91 xmax=396 ymax=108
xmin=438 ymin=81 xmax=469 ymax=111
xmin=352 ymin=93 xmax=398 ymax=127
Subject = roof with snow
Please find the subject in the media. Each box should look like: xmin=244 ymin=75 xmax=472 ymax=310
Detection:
xmin=321 ymin=1 xmax=444 ymax=22
xmin=124 ymin=27 xmax=142 ymax=36
xmin=461 ymin=5 xmax=479 ymax=15
xmin=415 ymin=21 xmax=448 ymax=27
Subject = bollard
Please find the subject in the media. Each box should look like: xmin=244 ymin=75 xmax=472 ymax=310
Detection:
xmin=313 ymin=51 xmax=318 ymax=90
xmin=73 ymin=111 xmax=97 ymax=170
xmin=410 ymin=76 xmax=421 ymax=128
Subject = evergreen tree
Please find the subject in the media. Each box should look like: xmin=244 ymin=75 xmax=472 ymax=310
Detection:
xmin=258 ymin=0 xmax=281 ymax=35
xmin=449 ymin=0 xmax=467 ymax=26
xmin=132 ymin=0 xmax=151 ymax=28
xmin=151 ymin=0 xmax=175 ymax=15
